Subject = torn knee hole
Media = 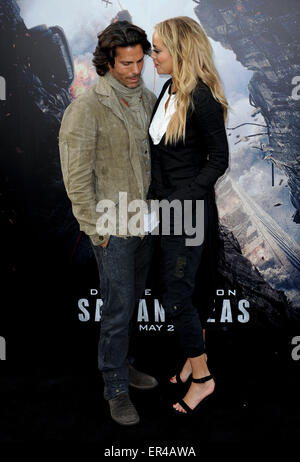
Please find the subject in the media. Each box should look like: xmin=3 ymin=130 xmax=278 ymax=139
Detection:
xmin=166 ymin=304 xmax=184 ymax=316
xmin=175 ymin=256 xmax=187 ymax=278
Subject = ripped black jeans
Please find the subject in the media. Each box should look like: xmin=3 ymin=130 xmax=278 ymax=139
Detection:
xmin=159 ymin=199 xmax=208 ymax=358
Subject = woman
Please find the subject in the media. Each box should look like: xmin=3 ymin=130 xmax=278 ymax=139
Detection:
xmin=147 ymin=17 xmax=229 ymax=415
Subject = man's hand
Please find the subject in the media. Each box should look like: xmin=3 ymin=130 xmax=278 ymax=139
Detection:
xmin=100 ymin=239 xmax=109 ymax=248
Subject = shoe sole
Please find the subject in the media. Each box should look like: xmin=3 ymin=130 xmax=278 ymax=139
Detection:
xmin=129 ymin=382 xmax=158 ymax=390
xmin=111 ymin=415 xmax=140 ymax=426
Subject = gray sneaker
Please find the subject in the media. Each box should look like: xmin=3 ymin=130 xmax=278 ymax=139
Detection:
xmin=129 ymin=365 xmax=159 ymax=390
xmin=108 ymin=393 xmax=140 ymax=426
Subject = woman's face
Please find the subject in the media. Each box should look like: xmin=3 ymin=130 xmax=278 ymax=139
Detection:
xmin=151 ymin=31 xmax=173 ymax=75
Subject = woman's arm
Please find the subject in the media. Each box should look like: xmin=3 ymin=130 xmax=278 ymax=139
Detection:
xmin=167 ymin=85 xmax=229 ymax=201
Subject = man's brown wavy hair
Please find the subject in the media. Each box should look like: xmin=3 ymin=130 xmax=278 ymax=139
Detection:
xmin=93 ymin=21 xmax=151 ymax=76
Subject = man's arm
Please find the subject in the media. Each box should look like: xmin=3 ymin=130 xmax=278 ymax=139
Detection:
xmin=59 ymin=99 xmax=109 ymax=246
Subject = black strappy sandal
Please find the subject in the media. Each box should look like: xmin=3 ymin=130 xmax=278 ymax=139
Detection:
xmin=173 ymin=374 xmax=215 ymax=415
xmin=169 ymin=347 xmax=208 ymax=387
xmin=170 ymin=372 xmax=192 ymax=387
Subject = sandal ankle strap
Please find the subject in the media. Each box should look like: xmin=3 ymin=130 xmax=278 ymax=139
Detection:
xmin=191 ymin=374 xmax=213 ymax=383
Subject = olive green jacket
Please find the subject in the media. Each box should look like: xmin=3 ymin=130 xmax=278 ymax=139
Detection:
xmin=58 ymin=75 xmax=157 ymax=245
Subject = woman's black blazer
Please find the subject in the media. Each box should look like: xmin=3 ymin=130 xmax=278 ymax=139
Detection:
xmin=147 ymin=78 xmax=229 ymax=201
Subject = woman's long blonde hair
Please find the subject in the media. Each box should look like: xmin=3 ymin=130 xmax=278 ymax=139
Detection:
xmin=155 ymin=16 xmax=228 ymax=144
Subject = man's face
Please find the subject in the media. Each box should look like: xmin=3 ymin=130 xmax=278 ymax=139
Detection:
xmin=108 ymin=44 xmax=144 ymax=88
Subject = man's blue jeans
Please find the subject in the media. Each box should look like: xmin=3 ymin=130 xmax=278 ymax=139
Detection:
xmin=90 ymin=234 xmax=155 ymax=400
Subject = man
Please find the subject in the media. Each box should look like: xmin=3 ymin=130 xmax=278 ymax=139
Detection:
xmin=59 ymin=21 xmax=158 ymax=426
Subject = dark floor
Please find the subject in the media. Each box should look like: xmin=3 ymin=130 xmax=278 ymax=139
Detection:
xmin=1 ymin=240 xmax=299 ymax=446
xmin=0 ymin=327 xmax=299 ymax=446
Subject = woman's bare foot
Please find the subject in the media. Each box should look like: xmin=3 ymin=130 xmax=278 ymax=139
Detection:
xmin=170 ymin=358 xmax=192 ymax=384
xmin=173 ymin=376 xmax=215 ymax=413
xmin=170 ymin=353 xmax=208 ymax=384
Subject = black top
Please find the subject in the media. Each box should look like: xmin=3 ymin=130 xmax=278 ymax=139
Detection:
xmin=147 ymin=78 xmax=229 ymax=320
xmin=147 ymin=78 xmax=229 ymax=201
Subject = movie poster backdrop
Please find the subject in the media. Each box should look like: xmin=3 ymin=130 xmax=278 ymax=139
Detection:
xmin=0 ymin=0 xmax=300 ymax=443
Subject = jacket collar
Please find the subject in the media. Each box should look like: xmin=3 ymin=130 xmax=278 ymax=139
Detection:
xmin=95 ymin=75 xmax=124 ymax=122
xmin=95 ymin=74 xmax=113 ymax=97
xmin=95 ymin=75 xmax=151 ymax=122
